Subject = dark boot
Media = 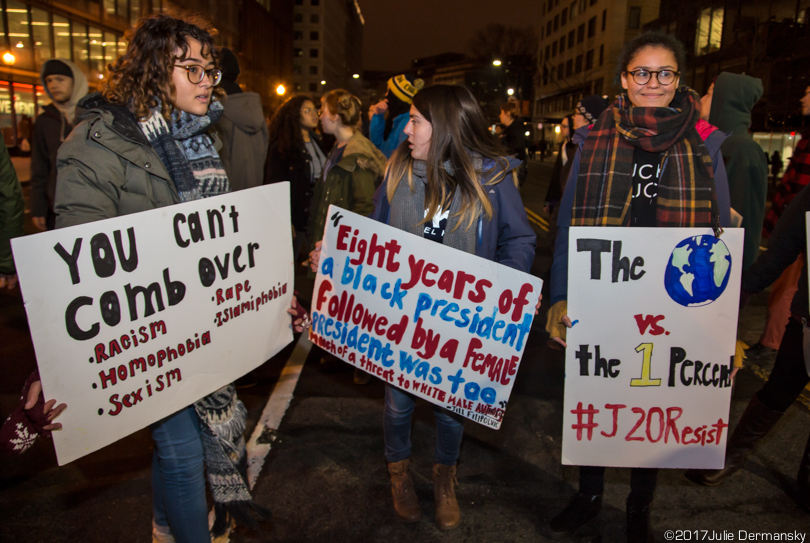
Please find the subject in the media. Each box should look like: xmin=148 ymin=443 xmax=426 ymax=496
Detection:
xmin=686 ymin=394 xmax=783 ymax=486
xmin=548 ymin=492 xmax=602 ymax=538
xmin=798 ymin=431 xmax=810 ymax=512
xmin=433 ymin=463 xmax=460 ymax=531
xmin=387 ymin=458 xmax=421 ymax=522
xmin=626 ymin=493 xmax=654 ymax=543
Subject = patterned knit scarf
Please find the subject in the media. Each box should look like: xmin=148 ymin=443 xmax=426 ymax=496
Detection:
xmin=571 ymin=87 xmax=718 ymax=231
xmin=139 ymin=99 xmax=229 ymax=202
xmin=140 ymin=101 xmax=267 ymax=535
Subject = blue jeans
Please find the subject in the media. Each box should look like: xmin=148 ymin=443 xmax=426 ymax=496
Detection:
xmin=383 ymin=384 xmax=464 ymax=465
xmin=150 ymin=406 xmax=210 ymax=543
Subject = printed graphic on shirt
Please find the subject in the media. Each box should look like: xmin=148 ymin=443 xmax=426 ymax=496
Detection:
xmin=631 ymin=148 xmax=663 ymax=227
xmin=632 ymin=154 xmax=662 ymax=202
xmin=423 ymin=207 xmax=450 ymax=243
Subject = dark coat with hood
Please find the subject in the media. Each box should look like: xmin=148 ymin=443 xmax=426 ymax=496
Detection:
xmin=708 ymin=72 xmax=768 ymax=270
xmin=214 ymin=91 xmax=269 ymax=192
xmin=30 ymin=59 xmax=88 ymax=223
xmin=265 ymin=131 xmax=328 ymax=232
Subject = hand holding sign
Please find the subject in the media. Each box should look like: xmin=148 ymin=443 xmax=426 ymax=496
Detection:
xmin=311 ymin=206 xmax=542 ymax=429
xmin=12 ymin=185 xmax=295 ymax=465
xmin=25 ymin=380 xmax=66 ymax=431
xmin=562 ymin=227 xmax=743 ymax=469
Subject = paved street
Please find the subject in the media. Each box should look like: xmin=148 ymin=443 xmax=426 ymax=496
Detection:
xmin=2 ymin=157 xmax=809 ymax=542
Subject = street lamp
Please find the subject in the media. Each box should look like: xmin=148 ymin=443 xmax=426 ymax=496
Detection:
xmin=276 ymin=84 xmax=286 ymax=95
xmin=2 ymin=52 xmax=16 ymax=65
xmin=320 ymin=80 xmax=326 ymax=85
xmin=352 ymin=74 xmax=360 ymax=79
xmin=507 ymin=88 xmax=514 ymax=96
xmin=493 ymin=59 xmax=502 ymax=66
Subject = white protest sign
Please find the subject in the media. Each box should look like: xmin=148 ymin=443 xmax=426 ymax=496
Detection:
xmin=310 ymin=206 xmax=542 ymax=429
xmin=562 ymin=227 xmax=743 ymax=469
xmin=12 ymin=184 xmax=294 ymax=465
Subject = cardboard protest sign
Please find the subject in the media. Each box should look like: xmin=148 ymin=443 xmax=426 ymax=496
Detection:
xmin=562 ymin=227 xmax=743 ymax=469
xmin=310 ymin=206 xmax=542 ymax=429
xmin=12 ymin=184 xmax=294 ymax=465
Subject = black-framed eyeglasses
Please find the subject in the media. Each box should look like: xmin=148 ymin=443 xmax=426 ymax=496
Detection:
xmin=625 ymin=69 xmax=680 ymax=86
xmin=174 ymin=64 xmax=222 ymax=86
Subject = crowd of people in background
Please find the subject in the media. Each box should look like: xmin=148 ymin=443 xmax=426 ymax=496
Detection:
xmin=0 ymin=9 xmax=809 ymax=543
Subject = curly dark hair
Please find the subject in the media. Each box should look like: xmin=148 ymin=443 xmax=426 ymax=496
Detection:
xmin=102 ymin=13 xmax=223 ymax=121
xmin=614 ymin=31 xmax=687 ymax=88
xmin=267 ymin=95 xmax=313 ymax=157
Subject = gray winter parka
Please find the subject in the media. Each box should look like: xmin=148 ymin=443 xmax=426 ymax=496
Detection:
xmin=54 ymin=93 xmax=181 ymax=228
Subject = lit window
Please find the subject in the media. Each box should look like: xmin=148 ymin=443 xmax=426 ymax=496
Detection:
xmin=695 ymin=7 xmax=724 ymax=55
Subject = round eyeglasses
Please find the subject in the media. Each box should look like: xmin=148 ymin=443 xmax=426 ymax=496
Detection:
xmin=625 ymin=69 xmax=680 ymax=86
xmin=174 ymin=64 xmax=222 ymax=86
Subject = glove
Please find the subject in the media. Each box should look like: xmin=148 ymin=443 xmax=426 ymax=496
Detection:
xmin=545 ymin=300 xmax=568 ymax=345
xmin=734 ymin=339 xmax=747 ymax=369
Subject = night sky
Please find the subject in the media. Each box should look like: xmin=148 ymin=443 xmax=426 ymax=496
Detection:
xmin=360 ymin=0 xmax=541 ymax=72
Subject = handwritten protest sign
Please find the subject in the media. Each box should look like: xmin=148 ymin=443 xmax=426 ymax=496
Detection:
xmin=562 ymin=227 xmax=743 ymax=469
xmin=12 ymin=184 xmax=294 ymax=465
xmin=310 ymin=206 xmax=542 ymax=429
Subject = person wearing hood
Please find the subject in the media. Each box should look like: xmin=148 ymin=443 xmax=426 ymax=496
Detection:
xmin=369 ymin=74 xmax=424 ymax=158
xmin=701 ymin=72 xmax=768 ymax=270
xmin=29 ymin=58 xmax=87 ymax=230
xmin=214 ymin=48 xmax=269 ymax=191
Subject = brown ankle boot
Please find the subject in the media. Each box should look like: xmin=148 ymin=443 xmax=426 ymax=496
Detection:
xmin=387 ymin=458 xmax=421 ymax=522
xmin=433 ymin=463 xmax=460 ymax=531
xmin=686 ymin=394 xmax=784 ymax=486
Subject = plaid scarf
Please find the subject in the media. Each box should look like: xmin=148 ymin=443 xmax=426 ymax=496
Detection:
xmin=572 ymin=87 xmax=718 ymax=231
xmin=763 ymin=135 xmax=810 ymax=239
xmin=139 ymin=99 xmax=229 ymax=202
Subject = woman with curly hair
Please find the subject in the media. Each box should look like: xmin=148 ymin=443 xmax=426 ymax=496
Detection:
xmin=264 ymin=94 xmax=328 ymax=260
xmin=53 ymin=13 xmax=272 ymax=542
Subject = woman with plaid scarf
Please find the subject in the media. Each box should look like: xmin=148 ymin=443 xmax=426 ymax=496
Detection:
xmin=545 ymin=32 xmax=731 ymax=542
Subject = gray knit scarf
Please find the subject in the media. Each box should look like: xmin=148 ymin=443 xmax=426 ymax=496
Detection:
xmin=388 ymin=156 xmax=481 ymax=254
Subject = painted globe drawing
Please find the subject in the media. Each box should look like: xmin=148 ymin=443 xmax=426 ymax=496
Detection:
xmin=664 ymin=235 xmax=732 ymax=307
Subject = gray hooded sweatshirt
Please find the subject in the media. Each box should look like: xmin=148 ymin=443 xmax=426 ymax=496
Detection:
xmin=215 ymin=92 xmax=269 ymax=191
xmin=30 ymin=58 xmax=88 ymax=221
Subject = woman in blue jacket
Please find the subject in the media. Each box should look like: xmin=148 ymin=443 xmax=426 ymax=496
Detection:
xmin=372 ymin=84 xmax=536 ymax=530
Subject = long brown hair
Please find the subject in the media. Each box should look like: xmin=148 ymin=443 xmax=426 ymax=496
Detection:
xmin=102 ymin=14 xmax=222 ymax=121
xmin=386 ymin=84 xmax=508 ymax=231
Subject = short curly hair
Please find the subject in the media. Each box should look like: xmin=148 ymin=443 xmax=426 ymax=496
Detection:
xmin=614 ymin=31 xmax=687 ymax=88
xmin=102 ymin=13 xmax=222 ymax=121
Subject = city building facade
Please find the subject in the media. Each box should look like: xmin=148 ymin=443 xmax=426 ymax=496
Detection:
xmin=533 ymin=0 xmax=661 ymax=142
xmin=292 ymin=0 xmax=363 ymax=98
xmin=0 ymin=0 xmax=292 ymax=148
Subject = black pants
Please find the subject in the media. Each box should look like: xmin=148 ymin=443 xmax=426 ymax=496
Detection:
xmin=579 ymin=466 xmax=658 ymax=504
xmin=759 ymin=320 xmax=810 ymax=412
